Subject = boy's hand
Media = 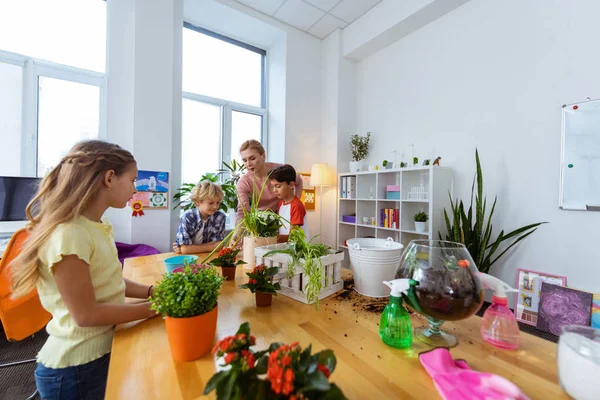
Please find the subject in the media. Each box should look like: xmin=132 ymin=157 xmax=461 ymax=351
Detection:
xmin=172 ymin=242 xmax=181 ymax=254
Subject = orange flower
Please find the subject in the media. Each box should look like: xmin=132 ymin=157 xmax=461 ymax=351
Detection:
xmin=282 ymin=355 xmax=291 ymax=366
xmin=458 ymin=259 xmax=470 ymax=268
xmin=317 ymin=363 xmax=331 ymax=378
xmin=224 ymin=352 xmax=236 ymax=364
xmin=282 ymin=368 xmax=295 ymax=395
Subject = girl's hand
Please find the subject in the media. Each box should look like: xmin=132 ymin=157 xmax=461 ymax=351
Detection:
xmin=143 ymin=301 xmax=159 ymax=319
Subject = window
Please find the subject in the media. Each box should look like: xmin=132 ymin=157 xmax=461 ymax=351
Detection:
xmin=181 ymin=23 xmax=266 ymax=185
xmin=0 ymin=0 xmax=106 ymax=177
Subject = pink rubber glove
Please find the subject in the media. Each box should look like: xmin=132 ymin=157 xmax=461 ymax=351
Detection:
xmin=419 ymin=348 xmax=530 ymax=400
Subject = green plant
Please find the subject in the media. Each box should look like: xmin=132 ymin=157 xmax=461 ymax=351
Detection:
xmin=241 ymin=174 xmax=283 ymax=238
xmin=400 ymin=162 xmax=406 ymax=168
xmin=382 ymin=160 xmax=388 ymax=167
xmin=350 ymin=132 xmax=371 ymax=161
xmin=149 ymin=262 xmax=223 ymax=318
xmin=440 ymin=149 xmax=547 ymax=274
xmin=263 ymin=227 xmax=329 ymax=309
xmin=209 ymin=247 xmax=247 ymax=268
xmin=413 ymin=157 xmax=419 ymax=165
xmin=172 ymin=160 xmax=246 ymax=212
xmin=239 ymin=264 xmax=281 ymax=294
xmin=204 ymin=322 xmax=346 ymax=400
xmin=414 ymin=211 xmax=428 ymax=222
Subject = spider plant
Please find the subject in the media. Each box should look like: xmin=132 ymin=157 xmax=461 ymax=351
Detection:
xmin=263 ymin=227 xmax=329 ymax=309
xmin=440 ymin=149 xmax=547 ymax=274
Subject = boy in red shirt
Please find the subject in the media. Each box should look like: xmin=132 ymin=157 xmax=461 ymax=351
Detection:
xmin=269 ymin=164 xmax=307 ymax=243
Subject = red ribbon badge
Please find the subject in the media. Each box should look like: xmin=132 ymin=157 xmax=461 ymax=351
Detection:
xmin=131 ymin=200 xmax=145 ymax=217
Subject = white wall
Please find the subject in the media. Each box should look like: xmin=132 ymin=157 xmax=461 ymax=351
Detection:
xmin=106 ymin=0 xmax=182 ymax=252
xmin=105 ymin=0 xmax=322 ymax=248
xmin=353 ymin=0 xmax=600 ymax=293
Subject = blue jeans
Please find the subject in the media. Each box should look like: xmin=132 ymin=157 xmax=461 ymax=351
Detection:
xmin=34 ymin=353 xmax=110 ymax=400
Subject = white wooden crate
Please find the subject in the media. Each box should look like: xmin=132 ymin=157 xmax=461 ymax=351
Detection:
xmin=254 ymin=243 xmax=345 ymax=305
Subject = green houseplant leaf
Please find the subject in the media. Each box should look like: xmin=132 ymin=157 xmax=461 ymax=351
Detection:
xmin=439 ymin=149 xmax=547 ymax=273
xmin=149 ymin=262 xmax=223 ymax=318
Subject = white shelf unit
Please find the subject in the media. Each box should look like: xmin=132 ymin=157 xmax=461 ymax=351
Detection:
xmin=337 ymin=166 xmax=453 ymax=264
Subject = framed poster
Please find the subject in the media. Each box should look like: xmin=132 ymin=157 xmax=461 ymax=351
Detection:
xmin=298 ymin=172 xmax=315 ymax=210
xmin=515 ymin=268 xmax=567 ymax=326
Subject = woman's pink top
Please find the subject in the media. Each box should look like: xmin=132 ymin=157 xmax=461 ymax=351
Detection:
xmin=236 ymin=162 xmax=304 ymax=221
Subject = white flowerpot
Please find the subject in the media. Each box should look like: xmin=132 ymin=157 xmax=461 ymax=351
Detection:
xmin=349 ymin=161 xmax=363 ymax=173
xmin=242 ymin=236 xmax=278 ymax=270
xmin=414 ymin=221 xmax=427 ymax=233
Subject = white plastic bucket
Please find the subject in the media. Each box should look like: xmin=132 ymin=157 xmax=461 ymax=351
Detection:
xmin=346 ymin=238 xmax=404 ymax=297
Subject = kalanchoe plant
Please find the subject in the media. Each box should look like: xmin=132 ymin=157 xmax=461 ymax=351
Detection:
xmin=204 ymin=322 xmax=347 ymax=400
xmin=239 ymin=264 xmax=281 ymax=294
xmin=149 ymin=261 xmax=223 ymax=318
xmin=414 ymin=211 xmax=428 ymax=222
xmin=209 ymin=247 xmax=247 ymax=268
xmin=350 ymin=132 xmax=371 ymax=162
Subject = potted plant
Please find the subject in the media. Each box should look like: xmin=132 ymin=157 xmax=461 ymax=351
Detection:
xmin=204 ymin=322 xmax=347 ymax=399
xmin=349 ymin=132 xmax=371 ymax=172
xmin=414 ymin=211 xmax=428 ymax=233
xmin=173 ymin=160 xmax=246 ymax=225
xmin=209 ymin=246 xmax=247 ymax=281
xmin=240 ymin=177 xmax=284 ymax=270
xmin=239 ymin=264 xmax=281 ymax=307
xmin=263 ymin=227 xmax=329 ymax=309
xmin=382 ymin=159 xmax=393 ymax=169
xmin=149 ymin=262 xmax=223 ymax=361
xmin=440 ymin=149 xmax=546 ymax=273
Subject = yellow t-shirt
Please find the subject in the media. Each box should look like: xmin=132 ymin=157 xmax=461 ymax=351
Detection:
xmin=36 ymin=216 xmax=125 ymax=368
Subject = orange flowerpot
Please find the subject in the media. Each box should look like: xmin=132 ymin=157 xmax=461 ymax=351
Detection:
xmin=165 ymin=305 xmax=218 ymax=361
xmin=255 ymin=292 xmax=272 ymax=307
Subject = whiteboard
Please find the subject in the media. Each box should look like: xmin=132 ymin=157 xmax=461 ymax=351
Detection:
xmin=560 ymin=98 xmax=600 ymax=211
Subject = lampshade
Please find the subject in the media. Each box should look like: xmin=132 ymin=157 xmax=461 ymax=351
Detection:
xmin=310 ymin=163 xmax=333 ymax=186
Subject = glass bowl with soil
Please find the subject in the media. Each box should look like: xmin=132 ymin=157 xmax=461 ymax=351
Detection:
xmin=395 ymin=240 xmax=484 ymax=347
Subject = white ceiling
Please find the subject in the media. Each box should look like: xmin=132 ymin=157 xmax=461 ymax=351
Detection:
xmin=233 ymin=0 xmax=383 ymax=39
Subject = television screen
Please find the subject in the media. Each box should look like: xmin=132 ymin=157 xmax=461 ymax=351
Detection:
xmin=0 ymin=177 xmax=41 ymax=222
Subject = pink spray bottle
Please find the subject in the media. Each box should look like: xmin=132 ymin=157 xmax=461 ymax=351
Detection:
xmin=479 ymin=273 xmax=520 ymax=350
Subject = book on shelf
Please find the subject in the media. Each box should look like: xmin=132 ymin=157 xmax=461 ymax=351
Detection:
xmin=381 ymin=208 xmax=399 ymax=229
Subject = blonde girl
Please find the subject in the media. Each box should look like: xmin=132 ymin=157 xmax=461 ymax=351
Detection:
xmin=11 ymin=140 xmax=157 ymax=400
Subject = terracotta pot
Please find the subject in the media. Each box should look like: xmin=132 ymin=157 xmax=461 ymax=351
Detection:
xmin=221 ymin=266 xmax=236 ymax=281
xmin=242 ymin=236 xmax=277 ymax=270
xmin=165 ymin=305 xmax=218 ymax=361
xmin=255 ymin=292 xmax=273 ymax=307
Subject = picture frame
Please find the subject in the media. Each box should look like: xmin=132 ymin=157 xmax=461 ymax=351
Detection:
xmin=298 ymin=172 xmax=315 ymax=210
xmin=515 ymin=268 xmax=567 ymax=326
xmin=536 ymin=283 xmax=592 ymax=335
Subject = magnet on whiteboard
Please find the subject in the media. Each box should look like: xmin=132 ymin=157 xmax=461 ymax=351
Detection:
xmin=568 ymin=164 xmax=573 ymax=168
xmin=573 ymin=105 xmax=578 ymax=110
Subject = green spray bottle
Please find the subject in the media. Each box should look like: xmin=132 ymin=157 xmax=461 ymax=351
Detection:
xmin=379 ymin=279 xmax=418 ymax=349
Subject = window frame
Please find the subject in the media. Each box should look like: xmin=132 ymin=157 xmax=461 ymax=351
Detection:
xmin=182 ymin=23 xmax=267 ymax=182
xmin=0 ymin=49 xmax=107 ymax=177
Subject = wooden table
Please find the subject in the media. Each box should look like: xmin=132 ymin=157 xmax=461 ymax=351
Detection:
xmin=106 ymin=253 xmax=567 ymax=399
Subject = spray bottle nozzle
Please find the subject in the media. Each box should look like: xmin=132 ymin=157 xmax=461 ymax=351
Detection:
xmin=479 ymin=272 xmax=517 ymax=299
xmin=383 ymin=279 xmax=418 ymax=297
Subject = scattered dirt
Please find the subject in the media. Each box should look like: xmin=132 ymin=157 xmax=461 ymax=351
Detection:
xmin=329 ymin=276 xmax=403 ymax=315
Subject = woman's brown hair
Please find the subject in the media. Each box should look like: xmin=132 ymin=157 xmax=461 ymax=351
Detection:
xmin=239 ymin=139 xmax=265 ymax=156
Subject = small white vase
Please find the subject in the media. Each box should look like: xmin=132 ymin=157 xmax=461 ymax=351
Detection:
xmin=414 ymin=221 xmax=427 ymax=233
xmin=349 ymin=161 xmax=363 ymax=173
xmin=242 ymin=236 xmax=278 ymax=270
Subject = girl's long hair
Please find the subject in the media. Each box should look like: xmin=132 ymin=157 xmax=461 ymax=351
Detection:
xmin=11 ymin=140 xmax=136 ymax=297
